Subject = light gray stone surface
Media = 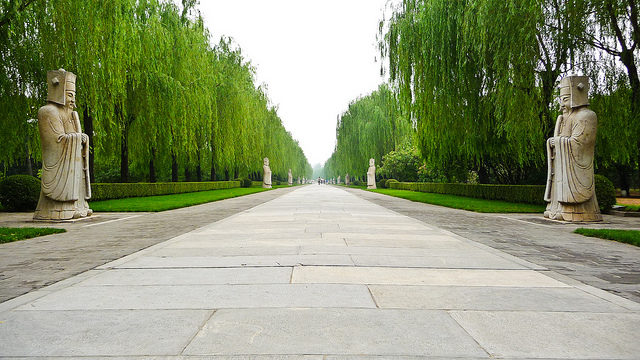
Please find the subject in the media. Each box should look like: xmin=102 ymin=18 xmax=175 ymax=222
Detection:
xmin=1 ymin=185 xmax=638 ymax=358
xmin=450 ymin=311 xmax=640 ymax=359
xmin=183 ymin=308 xmax=487 ymax=356
xmin=0 ymin=310 xmax=212 ymax=356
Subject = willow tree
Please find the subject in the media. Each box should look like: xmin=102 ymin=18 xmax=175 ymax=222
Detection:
xmin=325 ymin=84 xmax=410 ymax=179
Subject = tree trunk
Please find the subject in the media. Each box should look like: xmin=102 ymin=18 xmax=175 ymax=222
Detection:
xmin=234 ymin=168 xmax=239 ymax=179
xmin=185 ymin=167 xmax=192 ymax=182
xmin=196 ymin=150 xmax=202 ymax=182
xmin=24 ymin=141 xmax=32 ymax=176
xmin=120 ymin=128 xmax=129 ymax=183
xmin=224 ymin=168 xmax=229 ymax=181
xmin=618 ymin=50 xmax=640 ymax=192
xmin=478 ymin=162 xmax=489 ymax=184
xmin=83 ymin=107 xmax=94 ymax=181
xmin=149 ymin=147 xmax=156 ymax=183
xmin=172 ymin=153 xmax=178 ymax=182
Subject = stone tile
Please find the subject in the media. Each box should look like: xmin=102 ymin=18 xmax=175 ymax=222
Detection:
xmin=351 ymin=254 xmax=528 ymax=269
xmin=292 ymin=266 xmax=569 ymax=287
xmin=151 ymin=246 xmax=301 ymax=257
xmin=450 ymin=311 xmax=640 ymax=359
xmin=16 ymin=284 xmax=375 ymax=310
xmin=77 ymin=268 xmax=293 ymax=286
xmin=115 ymin=255 xmax=354 ymax=268
xmin=183 ymin=308 xmax=487 ymax=356
xmin=344 ymin=238 xmax=471 ymax=249
xmin=370 ymin=285 xmax=629 ymax=312
xmin=0 ymin=310 xmax=211 ymax=356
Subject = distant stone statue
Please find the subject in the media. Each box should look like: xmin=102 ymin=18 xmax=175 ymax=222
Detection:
xmin=297 ymin=176 xmax=301 ymax=185
xmin=345 ymin=174 xmax=350 ymax=186
xmin=367 ymin=158 xmax=376 ymax=189
xmin=288 ymin=169 xmax=293 ymax=186
xmin=263 ymin=157 xmax=272 ymax=188
xmin=337 ymin=176 xmax=341 ymax=184
xmin=34 ymin=69 xmax=92 ymax=220
xmin=544 ymin=76 xmax=602 ymax=222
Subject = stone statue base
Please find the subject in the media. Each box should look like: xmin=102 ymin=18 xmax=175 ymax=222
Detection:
xmin=33 ymin=192 xmax=93 ymax=220
xmin=544 ymin=196 xmax=602 ymax=222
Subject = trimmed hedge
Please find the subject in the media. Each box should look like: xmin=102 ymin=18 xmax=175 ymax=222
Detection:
xmin=91 ymin=181 xmax=240 ymax=201
xmin=388 ymin=182 xmax=546 ymax=205
xmin=594 ymin=174 xmax=615 ymax=213
xmin=0 ymin=175 xmax=41 ymax=211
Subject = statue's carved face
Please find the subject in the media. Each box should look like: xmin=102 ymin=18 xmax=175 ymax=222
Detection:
xmin=559 ymin=94 xmax=571 ymax=112
xmin=369 ymin=158 xmax=375 ymax=166
xmin=65 ymin=90 xmax=76 ymax=109
xmin=264 ymin=158 xmax=269 ymax=166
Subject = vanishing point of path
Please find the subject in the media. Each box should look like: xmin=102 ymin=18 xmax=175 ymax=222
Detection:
xmin=1 ymin=185 xmax=639 ymax=358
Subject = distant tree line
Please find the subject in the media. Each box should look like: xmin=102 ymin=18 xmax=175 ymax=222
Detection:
xmin=0 ymin=0 xmax=312 ymax=183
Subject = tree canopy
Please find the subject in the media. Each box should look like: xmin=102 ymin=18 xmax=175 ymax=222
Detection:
xmin=0 ymin=0 xmax=312 ymax=182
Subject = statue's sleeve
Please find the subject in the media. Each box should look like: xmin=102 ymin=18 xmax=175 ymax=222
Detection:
xmin=39 ymin=107 xmax=84 ymax=202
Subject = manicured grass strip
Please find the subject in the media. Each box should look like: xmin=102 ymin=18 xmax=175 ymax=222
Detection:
xmin=0 ymin=227 xmax=66 ymax=244
xmin=574 ymin=228 xmax=640 ymax=247
xmin=371 ymin=188 xmax=546 ymax=213
xmin=623 ymin=204 xmax=640 ymax=211
xmin=90 ymin=187 xmax=271 ymax=212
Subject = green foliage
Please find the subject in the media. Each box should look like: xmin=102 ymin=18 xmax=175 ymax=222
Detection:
xmin=385 ymin=179 xmax=399 ymax=188
xmin=324 ymin=84 xmax=412 ymax=179
xmin=351 ymin=180 xmax=362 ymax=187
xmin=237 ymin=178 xmax=252 ymax=188
xmin=594 ymin=174 xmax=616 ymax=213
xmin=91 ymin=181 xmax=240 ymax=201
xmin=377 ymin=179 xmax=387 ymax=189
xmin=0 ymin=227 xmax=66 ymax=244
xmin=0 ymin=1 xmax=312 ymax=185
xmin=388 ymin=182 xmax=545 ymax=205
xmin=373 ymin=189 xmax=546 ymax=213
xmin=0 ymin=175 xmax=40 ymax=211
xmin=90 ymin=187 xmax=270 ymax=212
xmin=377 ymin=146 xmax=420 ymax=182
xmin=574 ymin=228 xmax=640 ymax=247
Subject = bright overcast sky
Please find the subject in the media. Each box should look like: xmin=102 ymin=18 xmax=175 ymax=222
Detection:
xmin=197 ymin=0 xmax=391 ymax=166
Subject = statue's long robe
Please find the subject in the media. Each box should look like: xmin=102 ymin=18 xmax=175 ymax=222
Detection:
xmin=367 ymin=165 xmax=376 ymax=189
xmin=263 ymin=165 xmax=272 ymax=188
xmin=544 ymin=107 xmax=601 ymax=221
xmin=34 ymin=104 xmax=91 ymax=220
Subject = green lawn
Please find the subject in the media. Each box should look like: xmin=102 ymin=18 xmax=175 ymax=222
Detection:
xmin=90 ymin=187 xmax=272 ymax=212
xmin=0 ymin=227 xmax=66 ymax=244
xmin=622 ymin=204 xmax=640 ymax=211
xmin=371 ymin=188 xmax=546 ymax=213
xmin=574 ymin=228 xmax=640 ymax=247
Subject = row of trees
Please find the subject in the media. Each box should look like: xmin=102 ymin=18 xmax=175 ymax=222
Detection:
xmin=358 ymin=0 xmax=638 ymax=188
xmin=323 ymin=84 xmax=412 ymax=180
xmin=1 ymin=0 xmax=312 ymax=183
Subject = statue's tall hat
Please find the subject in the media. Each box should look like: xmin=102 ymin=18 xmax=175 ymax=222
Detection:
xmin=558 ymin=76 xmax=589 ymax=108
xmin=47 ymin=69 xmax=76 ymax=106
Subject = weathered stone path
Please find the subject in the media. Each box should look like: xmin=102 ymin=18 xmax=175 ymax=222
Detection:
xmin=1 ymin=185 xmax=639 ymax=358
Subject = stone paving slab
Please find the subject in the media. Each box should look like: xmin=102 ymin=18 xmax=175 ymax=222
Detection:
xmin=450 ymin=311 xmax=640 ymax=359
xmin=15 ymin=284 xmax=375 ymax=310
xmin=370 ymin=285 xmax=629 ymax=312
xmin=77 ymin=267 xmax=293 ymax=286
xmin=0 ymin=310 xmax=212 ymax=356
xmin=114 ymin=255 xmax=355 ymax=268
xmin=183 ymin=308 xmax=488 ymax=357
xmin=292 ymin=266 xmax=568 ymax=287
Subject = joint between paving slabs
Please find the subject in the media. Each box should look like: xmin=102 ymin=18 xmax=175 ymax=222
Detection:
xmin=366 ymin=285 xmax=380 ymax=308
xmin=180 ymin=309 xmax=217 ymax=355
xmin=446 ymin=310 xmax=493 ymax=358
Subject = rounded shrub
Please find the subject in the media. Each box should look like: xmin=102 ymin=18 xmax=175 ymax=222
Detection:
xmin=237 ymin=178 xmax=252 ymax=188
xmin=0 ymin=175 xmax=41 ymax=211
xmin=594 ymin=174 xmax=615 ymax=213
xmin=377 ymin=179 xmax=387 ymax=189
xmin=352 ymin=180 xmax=362 ymax=186
xmin=385 ymin=179 xmax=399 ymax=188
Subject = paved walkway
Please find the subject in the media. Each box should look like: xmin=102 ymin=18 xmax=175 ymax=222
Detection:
xmin=345 ymin=187 xmax=640 ymax=303
xmin=1 ymin=185 xmax=640 ymax=358
xmin=0 ymin=187 xmax=298 ymax=303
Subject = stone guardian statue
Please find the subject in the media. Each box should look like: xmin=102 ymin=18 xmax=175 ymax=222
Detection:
xmin=34 ymin=69 xmax=92 ymax=220
xmin=262 ymin=157 xmax=272 ymax=188
xmin=544 ymin=76 xmax=602 ymax=222
xmin=367 ymin=158 xmax=376 ymax=189
xmin=288 ymin=169 xmax=293 ymax=186
xmin=345 ymin=174 xmax=350 ymax=186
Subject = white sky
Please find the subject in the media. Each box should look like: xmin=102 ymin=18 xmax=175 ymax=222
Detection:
xmin=197 ymin=0 xmax=390 ymax=166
